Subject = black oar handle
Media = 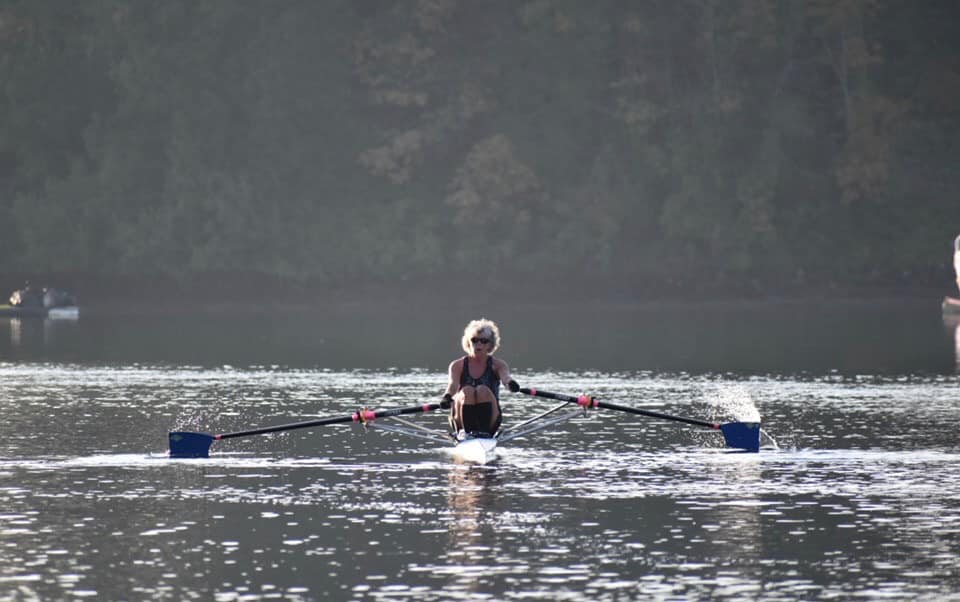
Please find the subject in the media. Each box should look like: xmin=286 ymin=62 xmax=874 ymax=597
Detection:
xmin=519 ymin=387 xmax=719 ymax=430
xmin=216 ymin=402 xmax=447 ymax=441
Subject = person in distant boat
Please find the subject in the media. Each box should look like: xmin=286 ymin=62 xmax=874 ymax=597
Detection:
xmin=42 ymin=287 xmax=76 ymax=309
xmin=9 ymin=283 xmax=42 ymax=307
xmin=954 ymin=234 xmax=960 ymax=295
xmin=442 ymin=318 xmax=520 ymax=437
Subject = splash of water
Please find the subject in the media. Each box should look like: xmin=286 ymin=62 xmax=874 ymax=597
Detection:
xmin=700 ymin=384 xmax=783 ymax=450
xmin=171 ymin=409 xmax=205 ymax=432
xmin=703 ymin=384 xmax=762 ymax=423
xmin=760 ymin=428 xmax=780 ymax=450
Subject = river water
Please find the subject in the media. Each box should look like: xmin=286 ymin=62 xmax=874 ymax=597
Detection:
xmin=1 ymin=299 xmax=958 ymax=600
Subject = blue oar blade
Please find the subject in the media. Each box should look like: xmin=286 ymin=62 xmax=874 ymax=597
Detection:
xmin=169 ymin=431 xmax=215 ymax=458
xmin=719 ymin=422 xmax=761 ymax=452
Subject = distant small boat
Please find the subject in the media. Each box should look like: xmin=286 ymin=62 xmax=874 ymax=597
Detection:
xmin=46 ymin=306 xmax=80 ymax=320
xmin=0 ymin=304 xmax=48 ymax=318
xmin=0 ymin=304 xmax=79 ymax=319
xmin=3 ymin=285 xmax=79 ymax=319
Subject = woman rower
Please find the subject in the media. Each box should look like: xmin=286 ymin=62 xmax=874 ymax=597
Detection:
xmin=442 ymin=318 xmax=519 ymax=437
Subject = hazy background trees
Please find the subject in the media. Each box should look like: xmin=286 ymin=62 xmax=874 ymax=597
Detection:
xmin=2 ymin=0 xmax=958 ymax=300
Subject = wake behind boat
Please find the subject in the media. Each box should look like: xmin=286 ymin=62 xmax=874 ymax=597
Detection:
xmin=168 ymin=387 xmax=762 ymax=462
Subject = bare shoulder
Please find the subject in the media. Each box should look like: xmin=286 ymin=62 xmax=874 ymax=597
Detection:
xmin=491 ymin=356 xmax=510 ymax=372
xmin=448 ymin=358 xmax=464 ymax=374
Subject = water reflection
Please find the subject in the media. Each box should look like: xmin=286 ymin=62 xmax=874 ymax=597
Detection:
xmin=442 ymin=465 xmax=506 ymax=596
xmin=5 ymin=317 xmax=80 ymax=355
xmin=8 ymin=318 xmax=21 ymax=346
xmin=3 ymin=358 xmax=960 ymax=599
xmin=446 ymin=466 xmax=499 ymax=538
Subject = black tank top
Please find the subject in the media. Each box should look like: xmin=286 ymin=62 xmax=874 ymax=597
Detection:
xmin=458 ymin=356 xmax=500 ymax=401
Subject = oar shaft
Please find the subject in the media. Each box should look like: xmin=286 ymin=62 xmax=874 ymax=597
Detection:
xmin=169 ymin=401 xmax=450 ymax=458
xmin=593 ymin=400 xmax=718 ymax=430
xmin=216 ymin=415 xmax=355 ymax=440
xmin=216 ymin=402 xmax=447 ymax=440
xmin=519 ymin=387 xmax=718 ymax=429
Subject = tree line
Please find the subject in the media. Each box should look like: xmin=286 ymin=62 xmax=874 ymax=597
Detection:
xmin=2 ymin=1 xmax=958 ymax=299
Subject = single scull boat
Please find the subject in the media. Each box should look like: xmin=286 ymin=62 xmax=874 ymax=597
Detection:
xmin=168 ymin=387 xmax=761 ymax=462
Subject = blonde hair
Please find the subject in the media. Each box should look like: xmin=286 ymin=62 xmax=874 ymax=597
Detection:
xmin=461 ymin=318 xmax=501 ymax=354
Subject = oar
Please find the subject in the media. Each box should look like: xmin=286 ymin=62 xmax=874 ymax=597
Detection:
xmin=168 ymin=400 xmax=450 ymax=458
xmin=519 ymin=387 xmax=760 ymax=452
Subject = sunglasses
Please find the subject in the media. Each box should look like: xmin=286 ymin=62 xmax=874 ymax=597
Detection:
xmin=470 ymin=337 xmax=490 ymax=345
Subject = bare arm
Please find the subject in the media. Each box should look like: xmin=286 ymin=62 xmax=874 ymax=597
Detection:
xmin=493 ymin=358 xmax=512 ymax=387
xmin=445 ymin=360 xmax=462 ymax=397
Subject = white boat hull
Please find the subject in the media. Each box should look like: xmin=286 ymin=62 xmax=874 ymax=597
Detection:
xmin=47 ymin=306 xmax=79 ymax=320
xmin=452 ymin=436 xmax=497 ymax=464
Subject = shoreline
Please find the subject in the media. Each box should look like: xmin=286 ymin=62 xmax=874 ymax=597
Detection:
xmin=33 ymin=290 xmax=960 ymax=319
xmin=1 ymin=271 xmax=956 ymax=316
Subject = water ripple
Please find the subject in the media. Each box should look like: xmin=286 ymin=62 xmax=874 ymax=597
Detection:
xmin=1 ymin=364 xmax=960 ymax=600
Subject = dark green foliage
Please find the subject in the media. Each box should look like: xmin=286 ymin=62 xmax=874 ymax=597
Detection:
xmin=1 ymin=1 xmax=958 ymax=295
